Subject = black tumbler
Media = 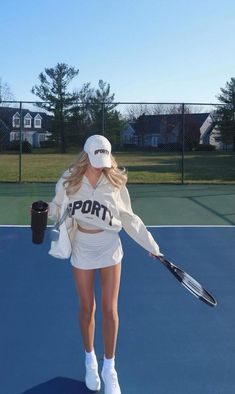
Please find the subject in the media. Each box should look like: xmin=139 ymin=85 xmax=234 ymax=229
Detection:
xmin=31 ymin=200 xmax=48 ymax=244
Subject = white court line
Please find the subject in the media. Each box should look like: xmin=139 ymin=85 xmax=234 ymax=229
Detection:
xmin=0 ymin=225 xmax=234 ymax=228
xmin=147 ymin=225 xmax=235 ymax=228
xmin=0 ymin=224 xmax=53 ymax=227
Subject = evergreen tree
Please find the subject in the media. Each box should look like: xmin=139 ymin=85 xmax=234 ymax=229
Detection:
xmin=32 ymin=63 xmax=79 ymax=153
xmin=67 ymin=80 xmax=122 ymax=148
xmin=89 ymin=80 xmax=123 ymax=147
xmin=68 ymin=83 xmax=94 ymax=147
xmin=215 ymin=77 xmax=235 ymax=150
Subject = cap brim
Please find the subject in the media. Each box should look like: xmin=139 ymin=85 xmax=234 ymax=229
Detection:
xmin=89 ymin=155 xmax=111 ymax=168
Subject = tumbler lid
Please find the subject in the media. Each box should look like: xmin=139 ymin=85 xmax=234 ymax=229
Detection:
xmin=32 ymin=200 xmax=48 ymax=212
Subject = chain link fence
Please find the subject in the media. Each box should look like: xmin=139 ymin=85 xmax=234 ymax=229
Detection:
xmin=0 ymin=100 xmax=234 ymax=183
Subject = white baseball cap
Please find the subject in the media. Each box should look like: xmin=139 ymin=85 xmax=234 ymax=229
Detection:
xmin=84 ymin=135 xmax=112 ymax=168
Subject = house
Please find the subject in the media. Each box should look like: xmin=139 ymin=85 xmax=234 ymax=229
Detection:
xmin=200 ymin=113 xmax=233 ymax=150
xmin=121 ymin=113 xmax=213 ymax=149
xmin=0 ymin=107 xmax=52 ymax=148
xmin=121 ymin=122 xmax=138 ymax=145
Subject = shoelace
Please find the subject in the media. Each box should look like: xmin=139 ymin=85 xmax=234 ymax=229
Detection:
xmin=86 ymin=364 xmax=100 ymax=384
xmin=89 ymin=364 xmax=97 ymax=371
xmin=110 ymin=371 xmax=119 ymax=389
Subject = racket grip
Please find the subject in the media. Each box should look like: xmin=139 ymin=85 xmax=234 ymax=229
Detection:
xmin=31 ymin=200 xmax=48 ymax=244
xmin=150 ymin=252 xmax=164 ymax=260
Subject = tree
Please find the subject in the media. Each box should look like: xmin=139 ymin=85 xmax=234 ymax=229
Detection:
xmin=89 ymin=80 xmax=116 ymax=131
xmin=183 ymin=115 xmax=201 ymax=150
xmin=31 ymin=63 xmax=79 ymax=152
xmin=88 ymin=80 xmax=123 ymax=148
xmin=215 ymin=77 xmax=235 ymax=150
xmin=125 ymin=104 xmax=153 ymax=121
xmin=0 ymin=78 xmax=14 ymax=102
xmin=68 ymin=80 xmax=123 ymax=148
xmin=0 ymin=78 xmax=14 ymax=151
xmin=68 ymin=83 xmax=94 ymax=146
xmin=124 ymin=103 xmax=202 ymax=122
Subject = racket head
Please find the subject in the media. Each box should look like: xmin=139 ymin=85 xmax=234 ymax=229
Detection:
xmin=158 ymin=257 xmax=217 ymax=307
xmin=176 ymin=267 xmax=217 ymax=307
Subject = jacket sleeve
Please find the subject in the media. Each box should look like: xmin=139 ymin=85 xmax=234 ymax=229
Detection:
xmin=48 ymin=175 xmax=66 ymax=221
xmin=118 ymin=185 xmax=162 ymax=256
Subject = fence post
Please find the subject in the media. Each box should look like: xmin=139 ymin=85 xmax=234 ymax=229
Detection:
xmin=102 ymin=102 xmax=105 ymax=135
xmin=181 ymin=103 xmax=185 ymax=184
xmin=19 ymin=102 xmax=23 ymax=182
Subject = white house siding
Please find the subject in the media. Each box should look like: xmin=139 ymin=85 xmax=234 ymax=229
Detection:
xmin=200 ymin=115 xmax=213 ymax=145
xmin=121 ymin=124 xmax=137 ymax=145
xmin=10 ymin=130 xmax=51 ymax=147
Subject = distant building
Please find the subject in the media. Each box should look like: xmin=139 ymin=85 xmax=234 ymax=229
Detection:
xmin=0 ymin=107 xmax=52 ymax=148
xmin=121 ymin=113 xmax=224 ymax=149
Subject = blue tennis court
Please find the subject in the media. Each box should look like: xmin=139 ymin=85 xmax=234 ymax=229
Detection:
xmin=0 ymin=225 xmax=235 ymax=394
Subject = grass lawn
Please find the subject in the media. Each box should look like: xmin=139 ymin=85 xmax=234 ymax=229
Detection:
xmin=0 ymin=151 xmax=234 ymax=183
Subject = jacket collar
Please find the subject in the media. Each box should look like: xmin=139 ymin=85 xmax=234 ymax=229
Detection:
xmin=82 ymin=172 xmax=109 ymax=187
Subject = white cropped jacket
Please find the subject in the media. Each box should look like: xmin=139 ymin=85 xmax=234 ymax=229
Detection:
xmin=48 ymin=172 xmax=161 ymax=257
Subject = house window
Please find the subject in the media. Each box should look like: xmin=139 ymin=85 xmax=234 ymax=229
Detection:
xmin=10 ymin=131 xmax=16 ymax=141
xmin=152 ymin=135 xmax=158 ymax=147
xmin=24 ymin=113 xmax=32 ymax=128
xmin=34 ymin=114 xmax=42 ymax=128
xmin=10 ymin=131 xmax=20 ymax=141
xmin=12 ymin=113 xmax=20 ymax=128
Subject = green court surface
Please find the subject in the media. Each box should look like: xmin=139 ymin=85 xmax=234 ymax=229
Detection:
xmin=0 ymin=183 xmax=234 ymax=225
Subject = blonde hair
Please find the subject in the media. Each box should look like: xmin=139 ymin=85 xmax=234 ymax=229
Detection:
xmin=64 ymin=150 xmax=127 ymax=195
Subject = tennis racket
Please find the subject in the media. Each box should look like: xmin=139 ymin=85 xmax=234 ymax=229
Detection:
xmin=50 ymin=207 xmax=71 ymax=241
xmin=156 ymin=255 xmax=217 ymax=307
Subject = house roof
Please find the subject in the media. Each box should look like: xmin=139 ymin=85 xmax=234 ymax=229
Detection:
xmin=0 ymin=118 xmax=9 ymax=133
xmin=132 ymin=113 xmax=210 ymax=134
xmin=0 ymin=106 xmax=51 ymax=131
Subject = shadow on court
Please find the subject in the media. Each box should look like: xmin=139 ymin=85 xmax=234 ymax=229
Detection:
xmin=20 ymin=377 xmax=90 ymax=394
xmin=0 ymin=226 xmax=235 ymax=394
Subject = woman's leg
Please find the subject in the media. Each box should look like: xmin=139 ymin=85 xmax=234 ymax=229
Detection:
xmin=72 ymin=267 xmax=96 ymax=352
xmin=100 ymin=262 xmax=122 ymax=359
xmin=100 ymin=263 xmax=122 ymax=393
xmin=72 ymin=266 xmax=101 ymax=391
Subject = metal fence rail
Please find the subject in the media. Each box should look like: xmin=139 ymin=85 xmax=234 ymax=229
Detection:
xmin=0 ymin=100 xmax=234 ymax=184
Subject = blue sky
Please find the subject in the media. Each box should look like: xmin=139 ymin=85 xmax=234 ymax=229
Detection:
xmin=0 ymin=0 xmax=234 ymax=103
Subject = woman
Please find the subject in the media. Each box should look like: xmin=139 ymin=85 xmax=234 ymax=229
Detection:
xmin=48 ymin=135 xmax=163 ymax=394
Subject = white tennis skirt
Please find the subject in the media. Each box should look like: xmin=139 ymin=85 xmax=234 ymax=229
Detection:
xmin=70 ymin=229 xmax=123 ymax=270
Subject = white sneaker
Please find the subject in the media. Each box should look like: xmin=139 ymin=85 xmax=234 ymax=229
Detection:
xmin=101 ymin=369 xmax=121 ymax=394
xmin=85 ymin=362 xmax=101 ymax=391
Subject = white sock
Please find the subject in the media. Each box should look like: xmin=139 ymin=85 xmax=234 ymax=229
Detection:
xmin=102 ymin=356 xmax=115 ymax=373
xmin=85 ymin=349 xmax=97 ymax=365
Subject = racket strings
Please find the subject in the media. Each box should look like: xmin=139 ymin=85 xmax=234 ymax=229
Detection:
xmin=182 ymin=272 xmax=216 ymax=304
xmin=162 ymin=259 xmax=217 ymax=307
xmin=182 ymin=273 xmax=204 ymax=296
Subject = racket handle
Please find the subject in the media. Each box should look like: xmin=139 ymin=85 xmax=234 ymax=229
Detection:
xmin=150 ymin=253 xmax=164 ymax=260
xmin=54 ymin=207 xmax=70 ymax=230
